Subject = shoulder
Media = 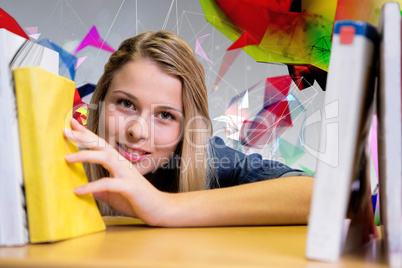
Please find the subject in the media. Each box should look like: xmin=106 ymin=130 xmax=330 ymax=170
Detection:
xmin=207 ymin=136 xmax=310 ymax=188
xmin=208 ymin=136 xmax=244 ymax=159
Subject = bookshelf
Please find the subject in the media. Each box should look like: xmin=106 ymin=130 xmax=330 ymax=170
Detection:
xmin=0 ymin=217 xmax=389 ymax=268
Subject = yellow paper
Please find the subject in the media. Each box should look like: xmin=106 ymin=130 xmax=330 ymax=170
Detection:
xmin=14 ymin=67 xmax=105 ymax=243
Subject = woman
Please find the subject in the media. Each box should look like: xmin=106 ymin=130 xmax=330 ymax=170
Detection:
xmin=64 ymin=30 xmax=314 ymax=227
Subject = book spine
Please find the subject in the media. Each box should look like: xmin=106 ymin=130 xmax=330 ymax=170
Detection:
xmin=306 ymin=21 xmax=378 ymax=261
xmin=14 ymin=67 xmax=105 ymax=243
xmin=377 ymin=3 xmax=402 ymax=267
xmin=0 ymin=30 xmax=29 ymax=246
xmin=14 ymin=68 xmax=53 ymax=242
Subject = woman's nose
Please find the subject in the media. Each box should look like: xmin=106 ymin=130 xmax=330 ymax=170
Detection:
xmin=126 ymin=115 xmax=149 ymax=143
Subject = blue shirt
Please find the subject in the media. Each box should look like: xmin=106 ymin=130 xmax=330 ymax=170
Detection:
xmin=208 ymin=136 xmax=308 ymax=189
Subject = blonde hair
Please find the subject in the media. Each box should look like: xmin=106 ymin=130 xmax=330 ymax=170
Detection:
xmin=86 ymin=30 xmax=213 ymax=215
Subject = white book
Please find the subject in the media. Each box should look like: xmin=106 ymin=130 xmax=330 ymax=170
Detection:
xmin=306 ymin=20 xmax=378 ymax=262
xmin=377 ymin=2 xmax=402 ymax=267
xmin=0 ymin=29 xmax=58 ymax=246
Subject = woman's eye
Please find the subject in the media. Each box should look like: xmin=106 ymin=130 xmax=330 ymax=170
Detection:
xmin=123 ymin=100 xmax=132 ymax=108
xmin=159 ymin=112 xmax=173 ymax=120
xmin=118 ymin=99 xmax=134 ymax=109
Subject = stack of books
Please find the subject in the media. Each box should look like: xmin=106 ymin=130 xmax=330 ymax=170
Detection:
xmin=0 ymin=27 xmax=105 ymax=247
xmin=306 ymin=2 xmax=402 ymax=267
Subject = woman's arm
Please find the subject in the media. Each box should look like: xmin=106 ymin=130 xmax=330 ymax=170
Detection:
xmin=65 ymin=119 xmax=313 ymax=227
xmin=158 ymin=176 xmax=313 ymax=227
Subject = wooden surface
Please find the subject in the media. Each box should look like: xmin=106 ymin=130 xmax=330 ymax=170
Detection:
xmin=0 ymin=217 xmax=388 ymax=268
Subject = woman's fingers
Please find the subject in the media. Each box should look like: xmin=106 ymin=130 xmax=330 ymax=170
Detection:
xmin=74 ymin=178 xmax=137 ymax=217
xmin=64 ymin=128 xmax=100 ymax=149
xmin=66 ymin=149 xmax=135 ymax=178
xmin=64 ymin=118 xmax=110 ymax=150
xmin=64 ymin=119 xmax=141 ymax=178
xmin=66 ymin=150 xmax=116 ymax=174
xmin=74 ymin=178 xmax=116 ymax=195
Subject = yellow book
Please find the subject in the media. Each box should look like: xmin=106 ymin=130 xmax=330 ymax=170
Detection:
xmin=13 ymin=67 xmax=105 ymax=243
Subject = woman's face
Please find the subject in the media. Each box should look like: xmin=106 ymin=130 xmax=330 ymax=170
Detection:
xmin=99 ymin=60 xmax=183 ymax=175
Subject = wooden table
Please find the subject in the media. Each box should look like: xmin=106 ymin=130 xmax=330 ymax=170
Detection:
xmin=0 ymin=217 xmax=388 ymax=268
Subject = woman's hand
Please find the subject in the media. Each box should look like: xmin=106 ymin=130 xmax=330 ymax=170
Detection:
xmin=63 ymin=118 xmax=313 ymax=227
xmin=63 ymin=118 xmax=169 ymax=226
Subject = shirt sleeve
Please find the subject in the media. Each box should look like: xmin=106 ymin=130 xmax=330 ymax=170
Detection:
xmin=208 ymin=136 xmax=309 ymax=189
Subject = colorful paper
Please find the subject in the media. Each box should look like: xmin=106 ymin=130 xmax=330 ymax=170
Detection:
xmin=334 ymin=0 xmax=402 ymax=26
xmin=77 ymin=83 xmax=96 ymax=100
xmin=200 ymin=0 xmax=337 ymax=89
xmin=287 ymin=64 xmax=328 ymax=91
xmin=196 ymin=34 xmax=213 ymax=63
xmin=73 ymin=102 xmax=89 ymax=126
xmin=37 ymin=39 xmax=77 ymax=80
xmin=278 ymin=137 xmax=305 ymax=166
xmin=74 ymin=25 xmax=115 ymax=55
xmin=74 ymin=56 xmax=87 ymax=70
xmin=221 ymin=75 xmax=297 ymax=148
xmin=0 ymin=8 xmax=29 ymax=39
xmin=299 ymin=164 xmax=315 ymax=175
xmin=25 ymin=26 xmax=41 ymax=40
xmin=73 ymin=88 xmax=89 ymax=126
xmin=212 ymin=48 xmax=242 ymax=91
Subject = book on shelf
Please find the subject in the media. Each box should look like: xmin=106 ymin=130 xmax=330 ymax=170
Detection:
xmin=0 ymin=4 xmax=107 ymax=247
xmin=13 ymin=67 xmax=106 ymax=244
xmin=305 ymin=19 xmax=379 ymax=262
xmin=376 ymin=2 xmax=402 ymax=267
xmin=0 ymin=28 xmax=59 ymax=247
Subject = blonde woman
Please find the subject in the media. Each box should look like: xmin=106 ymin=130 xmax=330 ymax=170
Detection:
xmin=64 ymin=30 xmax=314 ymax=227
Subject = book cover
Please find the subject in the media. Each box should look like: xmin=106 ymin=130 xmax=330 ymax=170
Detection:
xmin=377 ymin=2 xmax=402 ymax=267
xmin=0 ymin=28 xmax=58 ymax=247
xmin=306 ymin=20 xmax=378 ymax=262
xmin=13 ymin=67 xmax=105 ymax=243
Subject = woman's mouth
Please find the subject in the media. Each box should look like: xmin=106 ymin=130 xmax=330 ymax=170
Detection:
xmin=116 ymin=143 xmax=151 ymax=162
